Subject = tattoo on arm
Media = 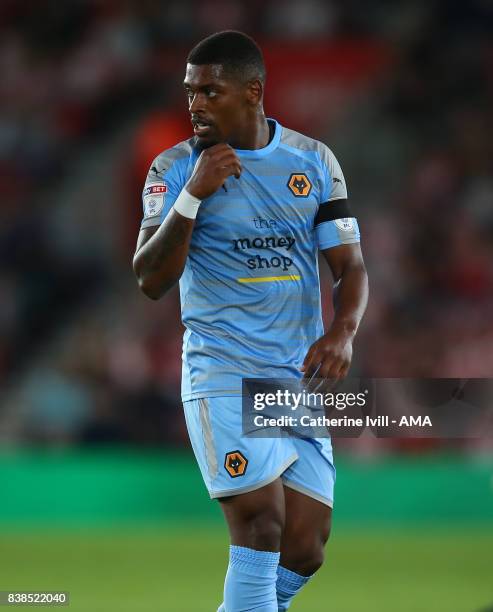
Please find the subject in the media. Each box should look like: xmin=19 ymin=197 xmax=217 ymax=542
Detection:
xmin=136 ymin=212 xmax=193 ymax=279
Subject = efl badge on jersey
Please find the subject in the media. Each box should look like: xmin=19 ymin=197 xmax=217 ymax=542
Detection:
xmin=143 ymin=182 xmax=167 ymax=218
xmin=335 ymin=217 xmax=354 ymax=231
xmin=224 ymin=451 xmax=248 ymax=478
xmin=288 ymin=173 xmax=312 ymax=197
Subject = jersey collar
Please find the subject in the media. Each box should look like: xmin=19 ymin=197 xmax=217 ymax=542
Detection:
xmin=233 ymin=118 xmax=281 ymax=159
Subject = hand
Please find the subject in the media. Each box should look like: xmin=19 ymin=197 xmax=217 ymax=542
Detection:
xmin=186 ymin=143 xmax=242 ymax=200
xmin=300 ymin=328 xmax=353 ymax=383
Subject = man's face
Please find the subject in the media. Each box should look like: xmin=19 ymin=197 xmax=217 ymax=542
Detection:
xmin=184 ymin=63 xmax=250 ymax=148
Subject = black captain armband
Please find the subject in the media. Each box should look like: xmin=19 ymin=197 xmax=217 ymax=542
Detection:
xmin=314 ymin=199 xmax=353 ymax=226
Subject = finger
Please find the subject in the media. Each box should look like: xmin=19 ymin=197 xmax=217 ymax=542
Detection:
xmin=334 ymin=365 xmax=348 ymax=385
xmin=318 ymin=359 xmax=337 ymax=381
xmin=207 ymin=143 xmax=235 ymax=155
xmin=300 ymin=345 xmax=317 ymax=372
xmin=326 ymin=361 xmax=344 ymax=381
xmin=218 ymin=158 xmax=242 ymax=177
xmin=315 ymin=377 xmax=337 ymax=394
xmin=302 ymin=358 xmax=323 ymax=394
xmin=310 ymin=378 xmax=326 ymax=394
xmin=305 ymin=363 xmax=323 ymax=392
xmin=301 ymin=350 xmax=319 ymax=378
xmin=211 ymin=151 xmax=241 ymax=164
xmin=220 ymin=163 xmax=242 ymax=180
xmin=318 ymin=355 xmax=344 ymax=382
xmin=337 ymin=364 xmax=350 ymax=381
xmin=212 ymin=149 xmax=241 ymax=165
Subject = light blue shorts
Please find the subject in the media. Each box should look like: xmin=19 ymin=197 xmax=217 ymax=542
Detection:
xmin=183 ymin=396 xmax=336 ymax=507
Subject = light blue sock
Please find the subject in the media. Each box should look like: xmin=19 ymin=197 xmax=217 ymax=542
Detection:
xmin=276 ymin=565 xmax=312 ymax=610
xmin=219 ymin=545 xmax=280 ymax=612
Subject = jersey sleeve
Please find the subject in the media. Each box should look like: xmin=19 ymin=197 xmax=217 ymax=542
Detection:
xmin=140 ymin=150 xmax=187 ymax=230
xmin=315 ymin=144 xmax=360 ymax=250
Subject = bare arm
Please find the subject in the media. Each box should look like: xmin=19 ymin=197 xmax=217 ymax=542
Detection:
xmin=301 ymin=243 xmax=368 ymax=379
xmin=133 ymin=211 xmax=194 ymax=300
xmin=133 ymin=143 xmax=242 ymax=300
xmin=323 ymin=242 xmax=368 ymax=338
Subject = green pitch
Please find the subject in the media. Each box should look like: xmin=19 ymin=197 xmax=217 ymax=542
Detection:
xmin=1 ymin=526 xmax=492 ymax=612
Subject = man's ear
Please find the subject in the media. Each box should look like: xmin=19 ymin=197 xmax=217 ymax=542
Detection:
xmin=246 ymin=79 xmax=263 ymax=106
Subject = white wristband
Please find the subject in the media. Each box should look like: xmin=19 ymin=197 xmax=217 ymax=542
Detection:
xmin=172 ymin=188 xmax=202 ymax=220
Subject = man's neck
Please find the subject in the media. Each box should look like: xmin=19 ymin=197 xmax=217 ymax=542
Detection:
xmin=231 ymin=114 xmax=270 ymax=150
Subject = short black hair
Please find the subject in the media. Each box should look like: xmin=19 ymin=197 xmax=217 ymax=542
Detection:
xmin=187 ymin=30 xmax=266 ymax=84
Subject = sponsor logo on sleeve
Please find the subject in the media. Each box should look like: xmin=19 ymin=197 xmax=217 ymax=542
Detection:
xmin=143 ymin=182 xmax=167 ymax=218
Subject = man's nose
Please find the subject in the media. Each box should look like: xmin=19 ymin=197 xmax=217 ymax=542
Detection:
xmin=189 ymin=92 xmax=206 ymax=114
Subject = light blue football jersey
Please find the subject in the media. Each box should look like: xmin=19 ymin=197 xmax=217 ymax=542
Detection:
xmin=141 ymin=119 xmax=360 ymax=401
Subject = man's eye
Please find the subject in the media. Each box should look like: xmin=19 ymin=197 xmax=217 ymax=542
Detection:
xmin=205 ymin=90 xmax=217 ymax=98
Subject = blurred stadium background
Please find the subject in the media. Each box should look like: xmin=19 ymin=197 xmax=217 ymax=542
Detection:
xmin=0 ymin=1 xmax=492 ymax=610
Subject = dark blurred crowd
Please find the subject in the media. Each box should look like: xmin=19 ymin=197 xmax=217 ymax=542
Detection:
xmin=0 ymin=0 xmax=159 ymax=381
xmin=1 ymin=0 xmax=492 ymax=448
